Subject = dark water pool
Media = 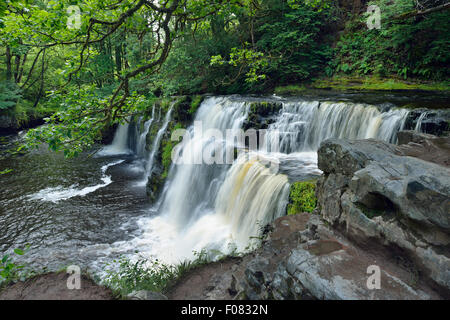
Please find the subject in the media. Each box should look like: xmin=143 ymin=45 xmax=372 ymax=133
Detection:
xmin=0 ymin=134 xmax=153 ymax=275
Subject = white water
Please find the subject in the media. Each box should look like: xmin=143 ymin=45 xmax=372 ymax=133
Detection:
xmin=29 ymin=160 xmax=125 ymax=203
xmin=136 ymin=97 xmax=412 ymax=263
xmin=264 ymin=101 xmax=410 ymax=153
xmin=145 ymin=104 xmax=175 ymax=179
xmin=415 ymin=111 xmax=428 ymax=132
xmin=134 ymin=105 xmax=156 ymax=157
xmin=97 ymin=122 xmax=132 ymax=156
xmin=86 ymin=96 xmax=413 ymax=268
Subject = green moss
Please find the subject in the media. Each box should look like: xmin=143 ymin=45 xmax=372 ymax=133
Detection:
xmin=189 ymin=95 xmax=204 ymax=115
xmin=287 ymin=180 xmax=317 ymax=215
xmin=274 ymin=85 xmax=308 ymax=96
xmin=161 ymin=123 xmax=185 ymax=179
xmin=313 ymin=76 xmax=450 ymax=92
xmin=275 ymin=77 xmax=450 ymax=94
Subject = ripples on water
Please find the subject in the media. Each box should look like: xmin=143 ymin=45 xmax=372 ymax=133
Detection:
xmin=0 ymin=137 xmax=153 ymax=275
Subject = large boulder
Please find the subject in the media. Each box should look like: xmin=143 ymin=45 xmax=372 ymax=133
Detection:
xmin=316 ymin=138 xmax=450 ymax=293
xmin=234 ymin=214 xmax=443 ymax=300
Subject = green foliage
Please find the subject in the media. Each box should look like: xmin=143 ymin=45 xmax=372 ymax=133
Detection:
xmin=24 ymin=85 xmax=147 ymax=157
xmin=189 ymin=95 xmax=204 ymax=115
xmin=0 ymin=245 xmax=29 ymax=287
xmin=0 ymin=168 xmax=13 ymax=175
xmin=287 ymin=180 xmax=317 ymax=215
xmin=211 ymin=45 xmax=269 ymax=83
xmin=103 ymin=251 xmax=210 ymax=297
xmin=0 ymin=81 xmax=22 ymax=110
xmin=0 ymin=0 xmax=447 ymax=157
xmin=334 ymin=0 xmax=450 ymax=81
xmin=254 ymin=0 xmax=334 ymax=86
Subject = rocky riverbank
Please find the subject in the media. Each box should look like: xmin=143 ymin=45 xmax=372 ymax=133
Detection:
xmin=164 ymin=131 xmax=450 ymax=300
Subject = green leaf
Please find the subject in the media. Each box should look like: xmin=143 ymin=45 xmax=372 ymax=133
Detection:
xmin=14 ymin=249 xmax=25 ymax=256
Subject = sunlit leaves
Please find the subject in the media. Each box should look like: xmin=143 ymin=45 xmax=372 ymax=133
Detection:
xmin=24 ymin=85 xmax=147 ymax=157
xmin=211 ymin=44 xmax=268 ymax=83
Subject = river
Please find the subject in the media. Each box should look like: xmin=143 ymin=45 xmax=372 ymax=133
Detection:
xmin=0 ymin=93 xmax=447 ymax=279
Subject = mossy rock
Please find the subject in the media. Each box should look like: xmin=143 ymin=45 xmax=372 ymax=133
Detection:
xmin=146 ymin=171 xmax=166 ymax=203
xmin=287 ymin=180 xmax=317 ymax=215
xmin=249 ymin=101 xmax=283 ymax=117
xmin=171 ymin=95 xmax=205 ymax=123
xmin=244 ymin=101 xmax=282 ymax=131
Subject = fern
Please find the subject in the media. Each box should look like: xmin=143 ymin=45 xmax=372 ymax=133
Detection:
xmin=0 ymin=81 xmax=22 ymax=111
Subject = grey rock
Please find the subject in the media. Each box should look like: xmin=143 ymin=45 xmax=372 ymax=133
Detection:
xmin=350 ymin=157 xmax=450 ymax=230
xmin=127 ymin=290 xmax=168 ymax=300
xmin=316 ymin=138 xmax=450 ymax=292
xmin=318 ymin=139 xmax=400 ymax=176
xmin=397 ymin=130 xmax=437 ymax=145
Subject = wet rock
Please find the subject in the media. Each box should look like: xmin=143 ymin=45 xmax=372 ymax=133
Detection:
xmin=243 ymin=101 xmax=282 ymax=131
xmin=396 ymin=130 xmax=450 ymax=167
xmin=397 ymin=130 xmax=437 ymax=145
xmin=0 ymin=115 xmax=15 ymax=129
xmin=317 ymin=139 xmax=400 ymax=176
xmin=237 ymin=214 xmax=442 ymax=300
xmin=127 ymin=290 xmax=168 ymax=300
xmin=403 ymin=109 xmax=450 ymax=136
xmin=316 ymin=138 xmax=450 ymax=293
xmin=146 ymin=170 xmax=165 ymax=203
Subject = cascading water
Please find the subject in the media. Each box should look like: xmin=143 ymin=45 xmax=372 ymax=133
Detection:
xmin=264 ymin=101 xmax=410 ymax=153
xmin=145 ymin=103 xmax=175 ymax=179
xmin=214 ymin=153 xmax=290 ymax=248
xmin=415 ymin=111 xmax=429 ymax=132
xmin=133 ymin=105 xmax=156 ymax=157
xmin=98 ymin=121 xmax=131 ymax=156
xmin=137 ymin=96 xmax=412 ymax=263
xmin=159 ymin=97 xmax=250 ymax=229
xmin=3 ymin=94 xmax=425 ymax=277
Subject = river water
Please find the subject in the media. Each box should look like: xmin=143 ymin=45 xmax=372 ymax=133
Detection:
xmin=0 ymin=139 xmax=154 ymax=274
xmin=0 ymin=94 xmax=446 ymax=279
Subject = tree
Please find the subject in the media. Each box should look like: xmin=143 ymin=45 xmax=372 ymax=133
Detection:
xmin=0 ymin=0 xmax=245 ymax=155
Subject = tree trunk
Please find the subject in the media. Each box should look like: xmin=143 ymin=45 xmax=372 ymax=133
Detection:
xmin=5 ymin=46 xmax=12 ymax=81
xmin=33 ymin=49 xmax=46 ymax=109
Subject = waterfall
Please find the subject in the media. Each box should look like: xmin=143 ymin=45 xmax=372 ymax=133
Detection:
xmin=214 ymin=153 xmax=290 ymax=249
xmin=98 ymin=121 xmax=131 ymax=156
xmin=98 ymin=105 xmax=156 ymax=160
xmin=130 ymin=96 xmax=413 ymax=263
xmin=159 ymin=97 xmax=250 ymax=228
xmin=145 ymin=103 xmax=175 ymax=179
xmin=264 ymin=101 xmax=410 ymax=153
xmin=415 ymin=111 xmax=428 ymax=132
xmin=135 ymin=119 xmax=152 ymax=157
